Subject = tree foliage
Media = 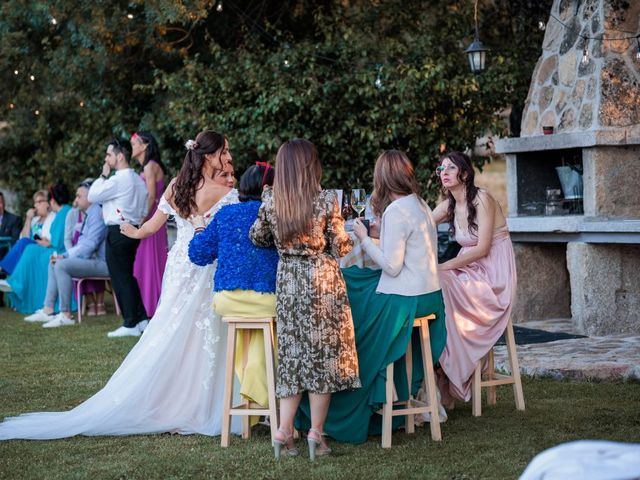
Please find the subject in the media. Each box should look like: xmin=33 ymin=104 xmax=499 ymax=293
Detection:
xmin=0 ymin=0 xmax=551 ymax=208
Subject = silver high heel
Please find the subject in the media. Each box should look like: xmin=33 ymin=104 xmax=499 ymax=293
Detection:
xmin=307 ymin=428 xmax=331 ymax=461
xmin=273 ymin=428 xmax=299 ymax=459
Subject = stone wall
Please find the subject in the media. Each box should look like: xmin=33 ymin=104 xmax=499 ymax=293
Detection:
xmin=521 ymin=0 xmax=640 ymax=136
xmin=567 ymin=242 xmax=640 ymax=335
xmin=512 ymin=243 xmax=571 ymax=323
xmin=582 ymin=145 xmax=640 ymax=218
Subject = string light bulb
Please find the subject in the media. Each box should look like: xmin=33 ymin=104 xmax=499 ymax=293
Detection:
xmin=538 ymin=21 xmax=546 ymax=31
xmin=51 ymin=17 xmax=57 ymax=25
xmin=216 ymin=1 xmax=223 ymax=12
xmin=9 ymin=103 xmax=15 ymax=109
xmin=34 ymin=110 xmax=40 ymax=116
xmin=30 ymin=74 xmax=36 ymax=81
xmin=14 ymin=70 xmax=18 ymax=75
xmin=283 ymin=58 xmax=290 ymax=68
xmin=374 ymin=69 xmax=383 ymax=89
xmin=126 ymin=13 xmax=134 ymax=19
xmin=79 ymin=101 xmax=85 ymax=107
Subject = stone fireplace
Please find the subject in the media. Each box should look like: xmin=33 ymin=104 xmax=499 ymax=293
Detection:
xmin=495 ymin=0 xmax=640 ymax=335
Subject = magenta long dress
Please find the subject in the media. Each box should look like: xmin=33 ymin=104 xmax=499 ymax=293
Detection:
xmin=437 ymin=222 xmax=517 ymax=403
xmin=133 ymin=164 xmax=168 ymax=318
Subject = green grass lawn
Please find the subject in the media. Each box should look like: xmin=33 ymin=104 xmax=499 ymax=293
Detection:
xmin=1 ymin=305 xmax=639 ymax=480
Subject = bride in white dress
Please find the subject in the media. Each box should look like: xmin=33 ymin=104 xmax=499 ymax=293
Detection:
xmin=0 ymin=131 xmax=241 ymax=440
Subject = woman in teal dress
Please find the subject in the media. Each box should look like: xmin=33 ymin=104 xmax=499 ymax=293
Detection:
xmin=8 ymin=183 xmax=72 ymax=314
xmin=298 ymin=150 xmax=447 ymax=444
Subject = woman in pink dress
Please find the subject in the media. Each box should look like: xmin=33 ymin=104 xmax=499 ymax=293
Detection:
xmin=131 ymin=132 xmax=168 ymax=318
xmin=431 ymin=151 xmax=517 ymax=406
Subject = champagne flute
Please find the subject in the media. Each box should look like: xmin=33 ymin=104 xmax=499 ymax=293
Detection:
xmin=351 ymin=189 xmax=366 ymax=218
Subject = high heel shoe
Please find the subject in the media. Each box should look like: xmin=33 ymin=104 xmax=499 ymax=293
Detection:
xmin=307 ymin=428 xmax=331 ymax=461
xmin=273 ymin=428 xmax=299 ymax=459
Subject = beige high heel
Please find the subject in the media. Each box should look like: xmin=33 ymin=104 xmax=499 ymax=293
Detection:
xmin=273 ymin=428 xmax=299 ymax=459
xmin=307 ymin=428 xmax=331 ymax=461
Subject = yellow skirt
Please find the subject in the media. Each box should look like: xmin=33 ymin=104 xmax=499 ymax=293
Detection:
xmin=214 ymin=290 xmax=276 ymax=409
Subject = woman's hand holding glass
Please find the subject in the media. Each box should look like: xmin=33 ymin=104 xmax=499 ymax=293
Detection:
xmin=352 ymin=217 xmax=368 ymax=241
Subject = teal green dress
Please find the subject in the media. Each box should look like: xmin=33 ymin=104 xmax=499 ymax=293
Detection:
xmin=296 ymin=266 xmax=447 ymax=444
xmin=8 ymin=205 xmax=72 ymax=314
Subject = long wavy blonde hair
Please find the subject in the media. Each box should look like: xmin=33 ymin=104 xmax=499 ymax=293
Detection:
xmin=370 ymin=150 xmax=421 ymax=217
xmin=273 ymin=139 xmax=322 ymax=242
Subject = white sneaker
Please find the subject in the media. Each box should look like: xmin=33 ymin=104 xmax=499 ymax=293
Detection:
xmin=43 ymin=313 xmax=76 ymax=328
xmin=0 ymin=279 xmax=12 ymax=292
xmin=25 ymin=309 xmax=55 ymax=323
xmin=107 ymin=325 xmax=141 ymax=338
xmin=137 ymin=320 xmax=149 ymax=333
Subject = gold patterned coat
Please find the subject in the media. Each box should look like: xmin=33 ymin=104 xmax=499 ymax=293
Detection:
xmin=250 ymin=187 xmax=361 ymax=397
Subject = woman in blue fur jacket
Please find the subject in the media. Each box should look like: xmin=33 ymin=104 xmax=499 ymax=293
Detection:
xmin=189 ymin=163 xmax=278 ymax=410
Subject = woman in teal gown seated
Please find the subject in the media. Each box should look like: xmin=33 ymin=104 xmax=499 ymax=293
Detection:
xmin=8 ymin=183 xmax=72 ymax=314
xmin=297 ymin=150 xmax=447 ymax=444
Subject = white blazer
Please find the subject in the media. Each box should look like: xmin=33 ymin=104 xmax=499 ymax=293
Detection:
xmin=362 ymin=194 xmax=440 ymax=296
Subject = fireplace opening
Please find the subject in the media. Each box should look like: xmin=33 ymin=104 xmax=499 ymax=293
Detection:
xmin=517 ymin=147 xmax=584 ymax=216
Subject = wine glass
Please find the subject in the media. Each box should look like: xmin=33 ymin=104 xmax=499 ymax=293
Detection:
xmin=350 ymin=189 xmax=366 ymax=218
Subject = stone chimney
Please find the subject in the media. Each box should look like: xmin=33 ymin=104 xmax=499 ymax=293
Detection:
xmin=521 ymin=0 xmax=640 ymax=137
xmin=495 ymin=0 xmax=640 ymax=336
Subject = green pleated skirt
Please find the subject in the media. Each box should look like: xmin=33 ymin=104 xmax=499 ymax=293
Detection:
xmin=296 ymin=266 xmax=447 ymax=444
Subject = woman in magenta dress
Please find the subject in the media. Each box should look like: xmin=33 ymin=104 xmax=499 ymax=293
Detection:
xmin=431 ymin=151 xmax=517 ymax=406
xmin=131 ymin=132 xmax=168 ymax=318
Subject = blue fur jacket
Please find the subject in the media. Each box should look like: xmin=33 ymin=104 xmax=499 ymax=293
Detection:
xmin=188 ymin=200 xmax=278 ymax=293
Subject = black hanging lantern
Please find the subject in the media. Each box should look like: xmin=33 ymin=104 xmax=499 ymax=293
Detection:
xmin=465 ymin=0 xmax=488 ymax=74
xmin=465 ymin=36 xmax=488 ymax=74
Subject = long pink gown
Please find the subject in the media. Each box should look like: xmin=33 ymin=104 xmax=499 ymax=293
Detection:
xmin=437 ymin=221 xmax=517 ymax=403
xmin=133 ymin=162 xmax=168 ymax=318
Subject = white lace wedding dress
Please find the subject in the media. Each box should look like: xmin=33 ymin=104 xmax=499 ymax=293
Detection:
xmin=0 ymin=191 xmax=241 ymax=439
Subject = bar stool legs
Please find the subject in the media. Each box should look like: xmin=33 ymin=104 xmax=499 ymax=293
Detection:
xmin=220 ymin=317 xmax=278 ymax=448
xmin=379 ymin=314 xmax=442 ymax=448
xmin=472 ymin=317 xmax=525 ymax=417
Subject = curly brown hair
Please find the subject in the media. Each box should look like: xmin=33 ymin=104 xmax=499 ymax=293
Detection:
xmin=440 ymin=151 xmax=479 ymax=237
xmin=172 ymin=130 xmax=226 ymax=218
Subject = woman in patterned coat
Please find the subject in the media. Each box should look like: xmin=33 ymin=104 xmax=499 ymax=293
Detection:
xmin=250 ymin=138 xmax=361 ymax=460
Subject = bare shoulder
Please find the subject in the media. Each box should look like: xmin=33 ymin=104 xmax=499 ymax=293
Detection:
xmin=165 ymin=178 xmax=177 ymax=199
xmin=144 ymin=161 xmax=163 ymax=180
xmin=434 ymin=198 xmax=450 ymax=211
xmin=431 ymin=198 xmax=450 ymax=224
xmin=475 ymin=189 xmax=497 ymax=210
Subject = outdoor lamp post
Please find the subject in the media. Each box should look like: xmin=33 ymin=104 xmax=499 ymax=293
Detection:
xmin=465 ymin=36 xmax=488 ymax=74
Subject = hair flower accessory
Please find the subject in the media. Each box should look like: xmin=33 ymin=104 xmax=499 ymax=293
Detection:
xmin=185 ymin=139 xmax=199 ymax=151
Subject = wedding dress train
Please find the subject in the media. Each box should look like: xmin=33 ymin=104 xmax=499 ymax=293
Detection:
xmin=0 ymin=191 xmax=241 ymax=440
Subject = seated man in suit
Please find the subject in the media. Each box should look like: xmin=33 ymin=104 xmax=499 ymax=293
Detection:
xmin=24 ymin=180 xmax=109 ymax=327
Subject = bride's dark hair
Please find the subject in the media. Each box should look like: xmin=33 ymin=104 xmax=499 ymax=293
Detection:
xmin=172 ymin=130 xmax=226 ymax=218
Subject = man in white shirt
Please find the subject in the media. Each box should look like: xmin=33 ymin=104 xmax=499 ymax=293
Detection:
xmin=88 ymin=138 xmax=149 ymax=338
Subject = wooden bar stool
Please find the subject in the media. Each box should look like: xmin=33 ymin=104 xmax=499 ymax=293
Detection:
xmin=220 ymin=316 xmax=278 ymax=448
xmin=471 ymin=317 xmax=525 ymax=416
xmin=378 ymin=314 xmax=442 ymax=448
xmin=73 ymin=277 xmax=120 ymax=323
